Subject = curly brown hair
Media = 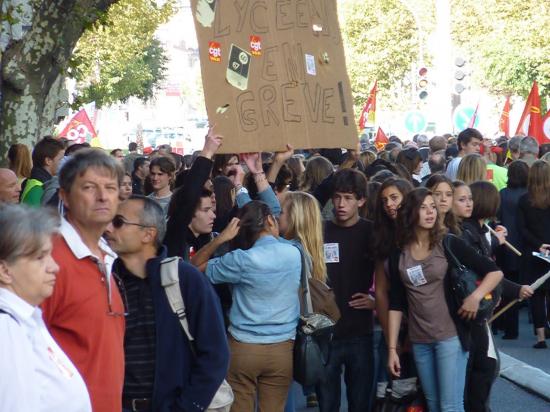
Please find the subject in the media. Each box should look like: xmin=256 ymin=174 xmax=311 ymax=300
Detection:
xmin=396 ymin=188 xmax=445 ymax=249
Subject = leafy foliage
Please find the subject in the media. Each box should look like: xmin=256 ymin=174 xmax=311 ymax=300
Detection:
xmin=450 ymin=0 xmax=550 ymax=99
xmin=69 ymin=0 xmax=176 ymax=108
xmin=339 ymin=0 xmax=434 ymax=119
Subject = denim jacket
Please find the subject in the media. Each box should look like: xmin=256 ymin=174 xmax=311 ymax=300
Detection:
xmin=206 ymin=236 xmax=301 ymax=343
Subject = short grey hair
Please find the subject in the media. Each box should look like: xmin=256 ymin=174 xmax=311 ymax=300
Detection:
xmin=0 ymin=204 xmax=60 ymax=263
xmin=129 ymin=195 xmax=166 ymax=248
xmin=508 ymin=136 xmax=522 ymax=152
xmin=59 ymin=149 xmax=124 ymax=193
xmin=519 ymin=136 xmax=539 ymax=156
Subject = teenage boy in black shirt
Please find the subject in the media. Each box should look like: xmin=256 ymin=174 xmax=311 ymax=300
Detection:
xmin=317 ymin=168 xmax=376 ymax=412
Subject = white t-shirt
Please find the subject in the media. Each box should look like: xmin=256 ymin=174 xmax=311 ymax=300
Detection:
xmin=445 ymin=156 xmax=463 ymax=181
xmin=0 ymin=289 xmax=91 ymax=412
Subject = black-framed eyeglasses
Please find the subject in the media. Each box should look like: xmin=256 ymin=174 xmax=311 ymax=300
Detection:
xmin=112 ymin=215 xmax=150 ymax=229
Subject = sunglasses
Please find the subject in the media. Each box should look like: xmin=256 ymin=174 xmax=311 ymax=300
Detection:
xmin=112 ymin=215 xmax=151 ymax=229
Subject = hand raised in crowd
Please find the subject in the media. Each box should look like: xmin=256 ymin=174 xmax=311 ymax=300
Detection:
xmin=202 ymin=124 xmax=223 ymax=159
xmin=348 ymin=293 xmax=375 ymax=310
xmin=540 ymin=244 xmax=550 ymax=256
xmin=227 ymin=164 xmax=245 ymax=187
xmin=519 ymin=285 xmax=534 ymax=301
xmin=458 ymin=291 xmax=481 ymax=321
xmin=273 ymin=144 xmax=294 ymax=164
xmin=387 ymin=349 xmax=401 ymax=378
xmin=217 ymin=218 xmax=240 ymax=243
xmin=241 ymin=152 xmax=263 ymax=174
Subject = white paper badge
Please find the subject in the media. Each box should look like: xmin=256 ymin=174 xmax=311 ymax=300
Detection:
xmin=305 ymin=54 xmax=316 ymax=76
xmin=324 ymin=243 xmax=340 ymax=263
xmin=406 ymin=265 xmax=427 ymax=287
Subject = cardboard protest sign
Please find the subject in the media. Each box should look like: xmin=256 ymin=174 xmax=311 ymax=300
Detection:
xmin=191 ymin=0 xmax=358 ymax=153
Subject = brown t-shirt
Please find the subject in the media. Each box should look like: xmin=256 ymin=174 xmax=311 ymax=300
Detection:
xmin=399 ymin=243 xmax=457 ymax=343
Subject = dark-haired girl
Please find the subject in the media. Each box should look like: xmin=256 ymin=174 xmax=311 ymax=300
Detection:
xmin=518 ymin=160 xmax=550 ymax=348
xmin=373 ymin=178 xmax=413 ymax=343
xmin=498 ymin=161 xmax=529 ymax=339
xmin=205 ymin=201 xmax=301 ymax=411
xmin=387 ymin=188 xmax=503 ymax=412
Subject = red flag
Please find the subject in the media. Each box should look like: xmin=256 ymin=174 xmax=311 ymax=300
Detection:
xmin=516 ymin=81 xmax=544 ymax=143
xmin=58 ymin=109 xmax=98 ymax=143
xmin=374 ymin=127 xmax=389 ymax=151
xmin=468 ymin=103 xmax=479 ymax=128
xmin=542 ymin=110 xmax=550 ymax=142
xmin=499 ymin=96 xmax=511 ymax=137
xmin=359 ymin=81 xmax=377 ymax=129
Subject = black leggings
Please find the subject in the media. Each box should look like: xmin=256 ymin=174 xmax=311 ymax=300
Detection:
xmin=531 ymin=289 xmax=549 ymax=330
xmin=465 ymin=323 xmax=499 ymax=412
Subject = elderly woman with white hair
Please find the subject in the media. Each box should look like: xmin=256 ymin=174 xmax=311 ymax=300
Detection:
xmin=0 ymin=204 xmax=91 ymax=412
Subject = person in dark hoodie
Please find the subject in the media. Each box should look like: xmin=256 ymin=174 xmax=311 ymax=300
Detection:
xmin=21 ymin=136 xmax=65 ymax=206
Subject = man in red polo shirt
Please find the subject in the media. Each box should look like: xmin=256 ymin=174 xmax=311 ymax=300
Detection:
xmin=42 ymin=149 xmax=125 ymax=412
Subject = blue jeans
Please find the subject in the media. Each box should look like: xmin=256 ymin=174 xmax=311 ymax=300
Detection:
xmin=412 ymin=336 xmax=469 ymax=412
xmin=316 ymin=335 xmax=374 ymax=412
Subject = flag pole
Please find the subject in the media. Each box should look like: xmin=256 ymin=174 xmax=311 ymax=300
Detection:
xmin=490 ymin=266 xmax=550 ymax=323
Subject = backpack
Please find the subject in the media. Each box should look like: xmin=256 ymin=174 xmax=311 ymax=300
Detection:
xmin=160 ymin=257 xmax=233 ymax=412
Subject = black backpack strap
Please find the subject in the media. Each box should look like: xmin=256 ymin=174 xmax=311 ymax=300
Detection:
xmin=443 ymin=234 xmax=464 ymax=269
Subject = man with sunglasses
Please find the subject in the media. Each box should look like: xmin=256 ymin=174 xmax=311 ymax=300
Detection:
xmin=105 ymin=195 xmax=229 ymax=412
xmin=41 ymin=149 xmax=126 ymax=412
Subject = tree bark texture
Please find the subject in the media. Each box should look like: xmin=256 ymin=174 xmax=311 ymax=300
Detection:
xmin=0 ymin=0 xmax=118 ymax=164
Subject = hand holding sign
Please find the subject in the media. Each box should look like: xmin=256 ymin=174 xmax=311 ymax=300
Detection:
xmin=202 ymin=125 xmax=223 ymax=159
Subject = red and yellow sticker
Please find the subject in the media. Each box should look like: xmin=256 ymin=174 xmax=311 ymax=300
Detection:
xmin=249 ymin=35 xmax=262 ymax=57
xmin=208 ymin=41 xmax=222 ymax=62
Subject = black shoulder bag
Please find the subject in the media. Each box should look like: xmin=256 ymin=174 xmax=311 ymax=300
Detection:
xmin=293 ymin=245 xmax=336 ymax=386
xmin=443 ymin=234 xmax=498 ymax=322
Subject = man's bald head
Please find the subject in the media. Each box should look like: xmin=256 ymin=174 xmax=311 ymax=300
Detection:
xmin=0 ymin=168 xmax=21 ymax=203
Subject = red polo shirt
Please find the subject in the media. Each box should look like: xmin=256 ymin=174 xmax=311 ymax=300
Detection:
xmin=42 ymin=221 xmax=125 ymax=412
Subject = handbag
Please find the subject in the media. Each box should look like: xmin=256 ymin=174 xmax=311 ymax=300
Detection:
xmin=160 ymin=257 xmax=234 ymax=412
xmin=293 ymin=244 xmax=337 ymax=386
xmin=443 ymin=235 xmax=499 ymax=322
xmin=301 ymin=277 xmax=341 ymax=322
xmin=373 ymin=377 xmax=426 ymax=412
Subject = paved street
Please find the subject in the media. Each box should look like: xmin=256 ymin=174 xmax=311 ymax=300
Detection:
xmin=292 ymin=307 xmax=550 ymax=411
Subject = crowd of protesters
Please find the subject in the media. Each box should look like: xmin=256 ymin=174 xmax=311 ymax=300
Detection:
xmin=1 ymin=127 xmax=550 ymax=412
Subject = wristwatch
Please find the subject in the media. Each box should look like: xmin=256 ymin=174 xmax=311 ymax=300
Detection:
xmin=236 ymin=186 xmax=249 ymax=196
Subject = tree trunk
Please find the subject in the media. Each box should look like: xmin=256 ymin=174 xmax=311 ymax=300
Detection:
xmin=0 ymin=0 xmax=119 ymax=165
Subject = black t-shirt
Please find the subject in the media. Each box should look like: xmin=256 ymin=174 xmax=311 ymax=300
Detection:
xmin=324 ymin=218 xmax=375 ymax=339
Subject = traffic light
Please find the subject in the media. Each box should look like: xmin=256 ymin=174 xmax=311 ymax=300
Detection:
xmin=417 ymin=67 xmax=429 ymax=100
xmin=454 ymin=57 xmax=467 ymax=94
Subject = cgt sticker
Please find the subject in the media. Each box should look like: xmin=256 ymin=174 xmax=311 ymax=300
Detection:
xmin=249 ymin=35 xmax=262 ymax=57
xmin=208 ymin=41 xmax=222 ymax=62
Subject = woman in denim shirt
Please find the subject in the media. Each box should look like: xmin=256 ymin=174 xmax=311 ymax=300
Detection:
xmin=205 ymin=201 xmax=301 ymax=412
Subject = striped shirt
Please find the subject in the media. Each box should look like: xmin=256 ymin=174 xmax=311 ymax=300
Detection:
xmin=118 ymin=264 xmax=156 ymax=399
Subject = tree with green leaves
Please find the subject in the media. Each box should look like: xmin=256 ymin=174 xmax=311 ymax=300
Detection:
xmin=70 ymin=0 xmax=174 ymax=109
xmin=450 ymin=0 xmax=549 ymax=102
xmin=0 ymin=0 xmax=174 ymax=164
xmin=339 ymin=0 xmax=434 ymax=120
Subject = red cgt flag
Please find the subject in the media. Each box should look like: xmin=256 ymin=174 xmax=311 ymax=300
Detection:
xmin=515 ymin=81 xmax=544 ymax=143
xmin=359 ymin=81 xmax=377 ymax=130
xmin=58 ymin=109 xmax=98 ymax=143
xmin=499 ymin=96 xmax=511 ymax=137
xmin=374 ymin=127 xmax=389 ymax=151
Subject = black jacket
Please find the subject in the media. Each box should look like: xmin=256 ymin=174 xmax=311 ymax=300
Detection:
xmin=460 ymin=219 xmax=519 ymax=300
xmin=164 ymin=156 xmax=213 ymax=258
